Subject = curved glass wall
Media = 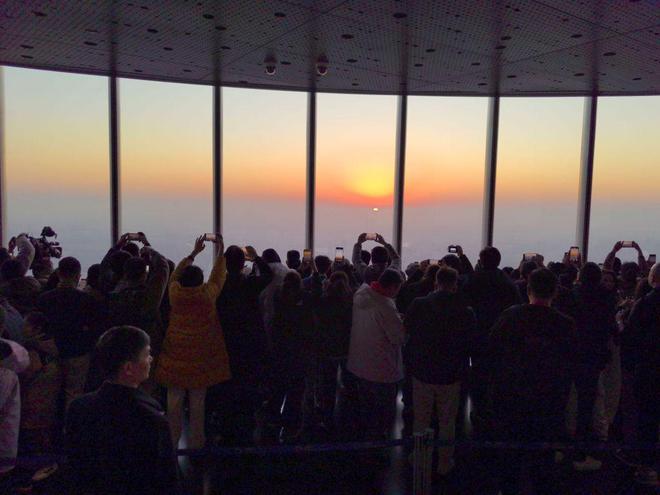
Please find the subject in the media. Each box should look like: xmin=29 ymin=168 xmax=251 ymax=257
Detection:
xmin=222 ymin=88 xmax=306 ymax=258
xmin=590 ymin=96 xmax=660 ymax=264
xmin=403 ymin=97 xmax=487 ymax=266
xmin=120 ymin=79 xmax=213 ymax=270
xmin=494 ymin=98 xmax=583 ymax=267
xmin=315 ymin=94 xmax=397 ymax=258
xmin=4 ymin=67 xmax=109 ymax=274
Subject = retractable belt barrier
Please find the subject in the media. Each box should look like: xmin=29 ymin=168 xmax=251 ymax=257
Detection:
xmin=4 ymin=438 xmax=658 ymax=468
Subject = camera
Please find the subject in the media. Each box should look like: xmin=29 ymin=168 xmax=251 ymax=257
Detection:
xmin=264 ymin=55 xmax=277 ymax=76
xmin=316 ymin=55 xmax=329 ymax=76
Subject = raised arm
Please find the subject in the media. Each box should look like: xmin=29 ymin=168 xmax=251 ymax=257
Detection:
xmin=377 ymin=234 xmax=401 ymax=271
xmin=12 ymin=234 xmax=35 ymax=276
xmin=142 ymin=246 xmax=170 ymax=315
xmin=352 ymin=233 xmax=368 ymax=280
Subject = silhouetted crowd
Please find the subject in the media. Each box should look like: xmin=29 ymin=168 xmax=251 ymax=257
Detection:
xmin=0 ymin=231 xmax=657 ymax=494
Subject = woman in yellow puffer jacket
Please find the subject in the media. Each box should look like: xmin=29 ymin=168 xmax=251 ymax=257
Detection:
xmin=155 ymin=234 xmax=231 ymax=449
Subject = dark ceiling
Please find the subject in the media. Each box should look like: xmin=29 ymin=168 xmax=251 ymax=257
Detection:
xmin=1 ymin=0 xmax=659 ymax=96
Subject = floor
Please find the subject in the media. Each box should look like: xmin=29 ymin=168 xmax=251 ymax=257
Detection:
xmin=175 ymin=391 xmax=651 ymax=495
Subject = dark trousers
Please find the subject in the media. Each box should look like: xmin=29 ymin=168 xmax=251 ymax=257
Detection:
xmin=356 ymin=378 xmax=398 ymax=441
xmin=635 ymin=377 xmax=659 ymax=466
xmin=268 ymin=371 xmax=306 ymax=431
xmin=574 ymin=365 xmax=602 ymax=443
xmin=317 ymin=358 xmax=346 ymax=428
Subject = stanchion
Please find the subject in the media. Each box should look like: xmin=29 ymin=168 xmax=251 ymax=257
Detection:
xmin=423 ymin=429 xmax=434 ymax=494
xmin=413 ymin=429 xmax=435 ymax=495
xmin=413 ymin=432 xmax=422 ymax=495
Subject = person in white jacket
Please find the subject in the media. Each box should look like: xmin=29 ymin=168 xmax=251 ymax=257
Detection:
xmin=347 ymin=269 xmax=405 ymax=440
xmin=0 ymin=305 xmax=30 ymax=478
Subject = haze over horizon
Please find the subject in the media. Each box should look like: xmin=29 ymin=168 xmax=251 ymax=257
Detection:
xmin=4 ymin=66 xmax=659 ymax=272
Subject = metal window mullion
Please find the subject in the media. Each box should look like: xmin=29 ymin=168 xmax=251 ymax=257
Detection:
xmin=213 ymin=84 xmax=222 ymax=255
xmin=482 ymin=96 xmax=499 ymax=249
xmin=306 ymin=91 xmax=316 ymax=252
xmin=109 ymin=76 xmax=120 ymax=245
xmin=393 ymin=94 xmax=407 ymax=256
xmin=576 ymin=95 xmax=597 ymax=262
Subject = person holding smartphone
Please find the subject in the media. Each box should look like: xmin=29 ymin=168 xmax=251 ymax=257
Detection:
xmin=212 ymin=245 xmax=273 ymax=443
xmin=604 ymin=241 xmax=648 ymax=275
xmin=155 ymin=234 xmax=231 ymax=451
xmin=351 ymin=233 xmax=403 ymax=284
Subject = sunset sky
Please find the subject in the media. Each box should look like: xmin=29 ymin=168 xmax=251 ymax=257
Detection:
xmin=3 ymin=66 xmax=659 ymax=268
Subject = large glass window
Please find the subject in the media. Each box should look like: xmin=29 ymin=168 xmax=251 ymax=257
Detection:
xmin=120 ymin=79 xmax=213 ymax=270
xmin=315 ymin=94 xmax=397 ymax=258
xmin=222 ymin=88 xmax=306 ymax=258
xmin=590 ymin=96 xmax=660 ymax=264
xmin=403 ymin=97 xmax=487 ymax=265
xmin=494 ymin=98 xmax=583 ymax=267
xmin=4 ymin=67 xmax=109 ymax=274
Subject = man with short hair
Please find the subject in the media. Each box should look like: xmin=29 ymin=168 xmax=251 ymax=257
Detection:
xmin=485 ymin=268 xmax=577 ymax=494
xmin=66 ymin=326 xmax=178 ymax=495
xmin=107 ymin=241 xmax=170 ymax=361
xmin=37 ymin=257 xmax=102 ymax=409
xmin=404 ymin=267 xmax=476 ymax=475
xmin=624 ymin=263 xmax=660 ymax=486
xmin=463 ymin=246 xmax=521 ymax=415
xmin=347 ymin=269 xmax=405 ymax=440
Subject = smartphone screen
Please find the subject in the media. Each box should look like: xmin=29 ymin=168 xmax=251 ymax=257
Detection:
xmin=569 ymin=246 xmax=580 ymax=261
xmin=621 ymin=241 xmax=634 ymax=248
xmin=523 ymin=252 xmax=536 ymax=262
xmin=649 ymin=254 xmax=657 ymax=264
xmin=448 ymin=245 xmax=458 ymax=253
xmin=365 ymin=233 xmax=378 ymax=241
xmin=335 ymin=247 xmax=344 ymax=261
xmin=303 ymin=249 xmax=312 ymax=261
xmin=204 ymin=233 xmax=217 ymax=242
xmin=126 ymin=233 xmax=141 ymax=241
xmin=429 ymin=259 xmax=439 ymax=265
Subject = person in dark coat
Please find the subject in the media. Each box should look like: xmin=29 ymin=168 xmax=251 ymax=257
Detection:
xmin=210 ymin=245 xmax=273 ymax=443
xmin=268 ymin=270 xmax=321 ymax=440
xmin=314 ymin=271 xmax=353 ymax=430
xmin=404 ymin=267 xmax=476 ymax=475
xmin=462 ymin=246 xmax=521 ymax=415
xmin=65 ymin=326 xmax=178 ymax=495
xmin=484 ymin=268 xmax=577 ymax=494
xmin=623 ymin=263 xmax=659 ymax=483
xmin=571 ymin=262 xmax=617 ymax=471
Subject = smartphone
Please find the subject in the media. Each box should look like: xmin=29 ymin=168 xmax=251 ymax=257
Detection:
xmin=303 ymin=249 xmax=312 ymax=262
xmin=569 ymin=246 xmax=580 ymax=262
xmin=365 ymin=233 xmax=378 ymax=241
xmin=204 ymin=233 xmax=218 ymax=242
xmin=428 ymin=259 xmax=439 ymax=265
xmin=448 ymin=245 xmax=458 ymax=254
xmin=621 ymin=241 xmax=634 ymax=248
xmin=335 ymin=247 xmax=344 ymax=262
xmin=649 ymin=254 xmax=657 ymax=264
xmin=523 ymin=252 xmax=537 ymax=262
xmin=126 ymin=233 xmax=141 ymax=241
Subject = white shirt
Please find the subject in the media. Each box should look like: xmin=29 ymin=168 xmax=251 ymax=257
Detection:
xmin=0 ymin=338 xmax=29 ymax=473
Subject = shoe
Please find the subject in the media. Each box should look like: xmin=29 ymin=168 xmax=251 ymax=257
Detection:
xmin=634 ymin=467 xmax=659 ymax=487
xmin=572 ymin=456 xmax=602 ymax=472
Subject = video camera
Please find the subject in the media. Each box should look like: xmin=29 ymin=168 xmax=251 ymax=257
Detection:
xmin=29 ymin=226 xmax=63 ymax=265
